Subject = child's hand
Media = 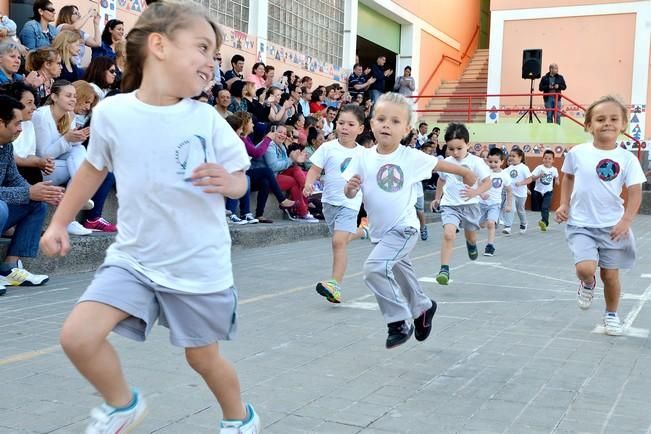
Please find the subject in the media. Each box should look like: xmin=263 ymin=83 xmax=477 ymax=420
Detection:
xmin=610 ymin=218 xmax=632 ymax=241
xmin=40 ymin=224 xmax=71 ymax=257
xmin=430 ymin=199 xmax=440 ymax=211
xmin=554 ymin=204 xmax=569 ymax=223
xmin=479 ymin=193 xmax=489 ymax=200
xmin=460 ymin=186 xmax=478 ymax=200
xmin=191 ymin=163 xmax=235 ymax=195
xmin=302 ymin=183 xmax=313 ymax=197
xmin=345 ymin=175 xmax=361 ymax=197
xmin=462 ymin=171 xmax=477 ymax=187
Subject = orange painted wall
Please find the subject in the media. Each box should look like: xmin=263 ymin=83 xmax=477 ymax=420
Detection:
xmin=418 ymin=30 xmax=464 ymax=101
xmin=492 ymin=0 xmax=634 ymax=10
xmin=499 ymin=14 xmax=635 ymax=107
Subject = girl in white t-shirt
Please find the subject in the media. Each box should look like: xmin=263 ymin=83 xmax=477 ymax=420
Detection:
xmin=303 ymin=104 xmax=366 ymax=304
xmin=343 ymin=93 xmax=476 ymax=349
xmin=556 ymin=96 xmax=646 ymax=336
xmin=502 ymin=148 xmax=532 ymax=234
xmin=39 ymin=2 xmax=260 ymax=433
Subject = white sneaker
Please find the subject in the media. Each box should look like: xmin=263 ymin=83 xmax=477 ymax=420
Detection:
xmin=2 ymin=260 xmax=48 ymax=286
xmin=82 ymin=199 xmax=95 ymax=211
xmin=85 ymin=390 xmax=148 ymax=434
xmin=229 ymin=215 xmax=247 ymax=225
xmin=577 ymin=278 xmax=595 ymax=310
xmin=243 ymin=213 xmax=259 ymax=224
xmin=297 ymin=213 xmax=319 ymax=223
xmin=603 ymin=312 xmax=623 ymax=336
xmin=502 ymin=227 xmax=511 ymax=235
xmin=519 ymin=224 xmax=528 ymax=234
xmin=68 ymin=221 xmax=93 ymax=236
xmin=220 ymin=403 xmax=261 ymax=434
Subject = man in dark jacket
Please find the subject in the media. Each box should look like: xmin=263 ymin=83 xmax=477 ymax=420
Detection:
xmin=538 ymin=63 xmax=567 ymax=124
xmin=369 ymin=55 xmax=393 ymax=103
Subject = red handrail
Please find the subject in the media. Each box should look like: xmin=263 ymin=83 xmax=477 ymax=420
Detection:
xmin=416 ymin=55 xmax=461 ymax=101
xmin=461 ymin=25 xmax=480 ymax=60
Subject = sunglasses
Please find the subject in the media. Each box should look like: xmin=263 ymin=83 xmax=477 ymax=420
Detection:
xmin=108 ymin=69 xmax=117 ymax=74
xmin=44 ymin=7 xmax=55 ymax=12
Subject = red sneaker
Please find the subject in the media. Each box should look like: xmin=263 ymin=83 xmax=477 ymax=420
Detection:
xmin=83 ymin=217 xmax=117 ymax=232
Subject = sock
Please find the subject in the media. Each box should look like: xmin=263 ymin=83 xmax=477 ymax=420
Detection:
xmin=113 ymin=391 xmax=137 ymax=412
xmin=0 ymin=261 xmax=17 ymax=272
xmin=440 ymin=265 xmax=449 ymax=273
xmin=582 ymin=278 xmax=596 ymax=289
xmin=605 ymin=311 xmax=618 ymax=317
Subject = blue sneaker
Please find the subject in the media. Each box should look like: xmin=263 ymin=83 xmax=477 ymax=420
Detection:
xmin=420 ymin=226 xmax=428 ymax=241
xmin=220 ymin=403 xmax=261 ymax=434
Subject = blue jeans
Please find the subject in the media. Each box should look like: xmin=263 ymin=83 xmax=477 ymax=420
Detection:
xmin=544 ymin=96 xmax=561 ymax=124
xmin=86 ymin=172 xmax=115 ymax=220
xmin=0 ymin=200 xmax=47 ymax=258
xmin=226 ymin=176 xmax=251 ymax=217
xmin=369 ymin=89 xmax=382 ymax=103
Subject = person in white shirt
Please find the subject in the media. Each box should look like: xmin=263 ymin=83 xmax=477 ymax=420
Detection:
xmin=431 ymin=123 xmax=491 ymax=285
xmin=501 ymin=148 xmax=532 ymax=234
xmin=39 ymin=3 xmax=261 ymax=432
xmin=531 ymin=149 xmax=559 ymax=231
xmin=321 ymin=106 xmax=337 ymax=138
xmin=478 ymin=148 xmax=511 ymax=256
xmin=555 ymin=96 xmax=646 ymax=336
xmin=343 ymin=93 xmax=476 ymax=349
xmin=416 ymin=122 xmax=428 ymax=148
xmin=303 ymin=105 xmax=366 ymax=304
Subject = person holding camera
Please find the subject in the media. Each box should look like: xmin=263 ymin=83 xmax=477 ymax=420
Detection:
xmin=538 ymin=63 xmax=566 ymax=124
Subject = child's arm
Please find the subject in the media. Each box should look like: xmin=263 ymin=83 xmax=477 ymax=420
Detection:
xmin=515 ymin=176 xmax=533 ymax=187
xmin=611 ymin=184 xmax=642 ymax=241
xmin=436 ymin=160 xmax=477 ymax=186
xmin=344 ymin=175 xmax=361 ymax=198
xmin=40 ymin=161 xmax=108 ymax=257
xmin=504 ymin=185 xmax=513 ymax=212
xmin=191 ymin=164 xmax=247 ymax=199
xmin=303 ymin=164 xmax=322 ymax=196
xmin=430 ymin=177 xmax=446 ymax=210
xmin=555 ymin=173 xmax=573 ymax=223
xmin=461 ymin=176 xmax=491 ymax=200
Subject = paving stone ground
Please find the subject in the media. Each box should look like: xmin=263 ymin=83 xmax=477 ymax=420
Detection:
xmin=1 ymin=211 xmax=651 ymax=434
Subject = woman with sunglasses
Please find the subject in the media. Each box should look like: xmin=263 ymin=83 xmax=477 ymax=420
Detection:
xmin=83 ymin=56 xmax=117 ymax=100
xmin=55 ymin=6 xmax=101 ymax=69
xmin=19 ymin=0 xmax=60 ymax=50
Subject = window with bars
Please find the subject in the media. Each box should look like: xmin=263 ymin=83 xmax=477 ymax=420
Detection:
xmin=267 ymin=0 xmax=344 ymax=67
xmin=191 ymin=0 xmax=250 ymax=33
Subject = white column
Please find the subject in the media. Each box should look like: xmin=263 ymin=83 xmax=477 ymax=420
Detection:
xmin=342 ymin=0 xmax=359 ymax=70
xmin=248 ymin=0 xmax=269 ymax=62
xmin=630 ymin=2 xmax=650 ymax=144
xmin=485 ymin=10 xmax=505 ymax=123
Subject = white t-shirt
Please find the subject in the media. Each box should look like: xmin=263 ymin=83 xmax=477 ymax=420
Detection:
xmin=342 ymin=145 xmax=438 ymax=242
xmin=561 ymin=142 xmax=646 ymax=228
xmin=440 ymin=153 xmax=491 ymax=206
xmin=12 ymin=120 xmax=36 ymax=158
xmin=532 ymin=164 xmax=559 ymax=194
xmin=480 ymin=169 xmax=511 ymax=205
xmin=506 ymin=162 xmax=532 ymax=198
xmin=308 ymin=139 xmax=363 ymax=210
xmin=86 ymin=91 xmax=250 ymax=293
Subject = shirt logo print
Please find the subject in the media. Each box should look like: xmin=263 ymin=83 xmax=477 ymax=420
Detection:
xmin=376 ymin=163 xmax=404 ymax=192
xmin=340 ymin=157 xmax=352 ymax=173
xmin=595 ymin=159 xmax=620 ymax=182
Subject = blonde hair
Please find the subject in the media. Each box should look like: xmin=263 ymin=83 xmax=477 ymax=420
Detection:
xmin=46 ymin=80 xmax=74 ymax=134
xmin=122 ymin=0 xmax=223 ymax=93
xmin=374 ymin=92 xmax=413 ymax=125
xmin=52 ymin=30 xmax=83 ymax=70
xmin=26 ymin=47 xmax=59 ymax=72
xmin=584 ymin=95 xmax=629 ymax=133
xmin=72 ymin=80 xmax=98 ymax=112
xmin=114 ymin=39 xmax=126 ymax=60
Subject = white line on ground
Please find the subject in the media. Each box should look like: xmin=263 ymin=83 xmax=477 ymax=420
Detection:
xmin=591 ymin=282 xmax=651 ymax=338
xmin=474 ymin=262 xmax=577 ymax=284
xmin=641 ymin=273 xmax=651 ymax=278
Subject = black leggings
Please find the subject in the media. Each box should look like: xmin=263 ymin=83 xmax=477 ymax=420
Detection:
xmin=247 ymin=167 xmax=287 ymax=217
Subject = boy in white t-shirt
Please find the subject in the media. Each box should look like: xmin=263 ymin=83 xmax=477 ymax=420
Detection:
xmin=431 ymin=123 xmax=491 ymax=285
xmin=479 ymin=148 xmax=512 ymax=256
xmin=555 ymin=96 xmax=646 ymax=336
xmin=303 ymin=105 xmax=366 ymax=303
xmin=531 ymin=149 xmax=559 ymax=232
xmin=501 ymin=148 xmax=532 ymax=234
xmin=343 ymin=93 xmax=476 ymax=349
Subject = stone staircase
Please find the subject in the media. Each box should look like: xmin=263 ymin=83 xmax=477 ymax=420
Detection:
xmin=423 ymin=48 xmax=488 ymax=124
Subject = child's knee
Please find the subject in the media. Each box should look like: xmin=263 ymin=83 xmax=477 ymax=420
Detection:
xmin=60 ymin=322 xmax=100 ymax=357
xmin=185 ymin=345 xmax=219 ymax=375
xmin=363 ymin=259 xmax=383 ymax=280
xmin=332 ymin=233 xmax=349 ymax=249
xmin=600 ymin=268 xmax=619 ymax=285
xmin=486 ymin=221 xmax=496 ymax=229
xmin=443 ymin=226 xmax=457 ymax=242
xmin=575 ymin=261 xmax=597 ymax=280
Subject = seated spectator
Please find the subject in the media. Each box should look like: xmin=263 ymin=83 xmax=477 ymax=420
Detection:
xmin=262 ymin=125 xmax=317 ymax=222
xmin=269 ymin=91 xmax=295 ymax=125
xmin=324 ymin=85 xmax=339 ymax=108
xmin=289 ymin=85 xmax=304 ymax=115
xmin=112 ymin=40 xmax=126 ymax=89
xmin=0 ymin=81 xmax=56 ymax=186
xmin=322 ymin=106 xmax=337 ymax=138
xmin=214 ymin=88 xmax=232 ymax=118
xmin=298 ymin=86 xmax=311 ymax=115
xmin=91 ymin=19 xmax=123 ymax=60
xmin=55 ymin=6 xmax=100 ymax=68
xmin=212 ymin=50 xmax=226 ymax=91
xmin=0 ymin=40 xmax=42 ymax=87
xmin=32 ymin=80 xmax=93 ymax=235
xmin=227 ymin=80 xmax=248 ymax=113
xmin=52 ymin=30 xmax=83 ymax=82
xmin=300 ymin=75 xmax=313 ymax=92
xmin=25 ymin=47 xmax=61 ymax=101
xmin=0 ymin=14 xmax=28 ymax=55
xmin=264 ymin=64 xmax=275 ymax=89
xmin=0 ymin=95 xmax=52 ymax=293
xmin=246 ymin=62 xmax=266 ymax=90
xmin=286 ymin=113 xmax=306 ymax=145
xmin=71 ymin=79 xmax=116 ymax=232
xmin=303 ymin=126 xmax=324 ymax=169
xmin=242 ymin=81 xmax=267 ymax=123
xmin=83 ymin=56 xmax=116 ymax=99
xmin=309 ymin=88 xmax=326 ymax=116
xmin=224 ymin=54 xmax=244 ymax=89
xmin=19 ymin=0 xmax=59 ymax=50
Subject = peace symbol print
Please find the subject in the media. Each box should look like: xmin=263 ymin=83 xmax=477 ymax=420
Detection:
xmin=595 ymin=159 xmax=620 ymax=182
xmin=340 ymin=157 xmax=352 ymax=173
xmin=509 ymin=169 xmax=518 ymax=178
xmin=491 ymin=177 xmax=503 ymax=188
xmin=376 ymin=163 xmax=404 ymax=193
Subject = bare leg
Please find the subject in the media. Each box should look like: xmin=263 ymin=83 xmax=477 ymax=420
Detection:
xmin=331 ymin=231 xmax=350 ymax=283
xmin=575 ymin=260 xmax=597 ymax=284
xmin=185 ymin=344 xmax=246 ymax=420
xmin=440 ymin=224 xmax=457 ymax=265
xmin=464 ymin=228 xmax=477 ymax=245
xmin=60 ymin=301 xmax=132 ymax=407
xmin=600 ymin=268 xmax=621 ymax=313
xmin=416 ymin=210 xmax=425 ymax=230
xmin=486 ymin=220 xmax=496 ymax=244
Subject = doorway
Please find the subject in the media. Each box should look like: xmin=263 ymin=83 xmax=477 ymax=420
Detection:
xmin=356 ymin=36 xmax=397 ymax=93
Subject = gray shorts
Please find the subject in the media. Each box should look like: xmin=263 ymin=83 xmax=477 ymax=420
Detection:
xmin=323 ymin=203 xmax=358 ymax=235
xmin=479 ymin=203 xmax=500 ymax=224
xmin=79 ymin=265 xmax=238 ymax=347
xmin=566 ymin=225 xmax=637 ymax=269
xmin=441 ymin=204 xmax=481 ymax=231
xmin=415 ymin=196 xmax=425 ymax=212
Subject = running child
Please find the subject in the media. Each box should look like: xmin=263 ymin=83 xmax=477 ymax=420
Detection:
xmin=502 ymin=148 xmax=532 ymax=234
xmin=343 ymin=93 xmax=476 ymax=348
xmin=39 ymin=2 xmax=260 ymax=432
xmin=416 ymin=143 xmax=433 ymax=240
xmin=431 ymin=123 xmax=491 ymax=285
xmin=555 ymin=95 xmax=646 ymax=336
xmin=303 ymin=104 xmax=366 ymax=303
xmin=479 ymin=147 xmax=512 ymax=256
xmin=531 ymin=149 xmax=559 ymax=231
